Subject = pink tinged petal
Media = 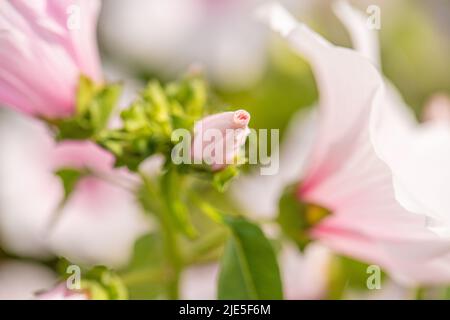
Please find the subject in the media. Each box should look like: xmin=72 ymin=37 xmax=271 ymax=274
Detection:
xmin=259 ymin=4 xmax=382 ymax=195
xmin=48 ymin=181 xmax=150 ymax=268
xmin=260 ymin=4 xmax=450 ymax=284
xmin=192 ymin=110 xmax=250 ymax=170
xmin=0 ymin=0 xmax=102 ymax=118
xmin=48 ymin=141 xmax=149 ymax=267
xmin=422 ymin=93 xmax=450 ymax=124
xmin=333 ymin=0 xmax=380 ymax=68
xmin=51 ymin=141 xmax=115 ymax=172
xmin=0 ymin=110 xmax=60 ymax=258
xmin=36 ymin=283 xmax=88 ymax=300
xmin=375 ymin=122 xmax=450 ymax=237
xmin=51 ymin=141 xmax=140 ymax=189
xmin=0 ymin=110 xmax=148 ymax=267
xmin=333 ymin=2 xmax=450 ymax=236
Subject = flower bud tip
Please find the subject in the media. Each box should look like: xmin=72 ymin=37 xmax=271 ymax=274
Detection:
xmin=233 ymin=109 xmax=250 ymax=127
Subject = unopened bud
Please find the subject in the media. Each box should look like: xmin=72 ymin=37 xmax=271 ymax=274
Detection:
xmin=192 ymin=110 xmax=251 ymax=170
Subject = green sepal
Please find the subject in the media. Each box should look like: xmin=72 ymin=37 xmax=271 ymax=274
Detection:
xmin=278 ymin=183 xmax=330 ymax=251
xmin=51 ymin=75 xmax=121 ymax=140
xmin=54 ymin=168 xmax=87 ymax=204
xmin=82 ymin=266 xmax=128 ymax=300
xmin=212 ymin=165 xmax=240 ymax=192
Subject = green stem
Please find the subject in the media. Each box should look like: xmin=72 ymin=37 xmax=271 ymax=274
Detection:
xmin=188 ymin=191 xmax=224 ymax=224
xmin=122 ymin=268 xmax=167 ymax=286
xmin=140 ymin=171 xmax=183 ymax=299
xmin=185 ymin=228 xmax=228 ymax=265
xmin=414 ymin=287 xmax=426 ymax=300
xmin=159 ymin=198 xmax=182 ymax=299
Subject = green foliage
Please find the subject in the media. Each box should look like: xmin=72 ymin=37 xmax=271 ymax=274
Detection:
xmin=120 ymin=233 xmax=167 ymax=299
xmin=81 ymin=266 xmax=128 ymax=300
xmin=218 ymin=216 xmax=283 ymax=300
xmin=54 ymin=168 xmax=86 ymax=203
xmin=326 ymin=255 xmax=387 ymax=299
xmin=278 ymin=184 xmax=330 ymax=250
xmin=160 ymin=167 xmax=198 ymax=238
xmin=55 ymin=259 xmax=128 ymax=300
xmin=212 ymin=165 xmax=239 ymax=192
xmin=98 ymin=74 xmax=209 ymax=171
xmin=54 ymin=75 xmax=121 ymax=139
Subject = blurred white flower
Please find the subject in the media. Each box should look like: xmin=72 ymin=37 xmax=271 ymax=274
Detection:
xmin=181 ymin=263 xmax=218 ymax=300
xmin=280 ymin=243 xmax=332 ymax=299
xmin=0 ymin=260 xmax=56 ymax=300
xmin=99 ymin=0 xmax=305 ymax=91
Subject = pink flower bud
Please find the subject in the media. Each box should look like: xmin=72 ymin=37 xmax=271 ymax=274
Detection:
xmin=0 ymin=0 xmax=102 ymax=118
xmin=36 ymin=283 xmax=89 ymax=300
xmin=192 ymin=110 xmax=251 ymax=170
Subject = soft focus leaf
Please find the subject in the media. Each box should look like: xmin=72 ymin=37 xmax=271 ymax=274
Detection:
xmin=55 ymin=76 xmax=121 ymax=139
xmin=55 ymin=168 xmax=86 ymax=203
xmin=90 ymin=83 xmax=121 ymax=134
xmin=120 ymin=233 xmax=167 ymax=299
xmin=218 ymin=216 xmax=283 ymax=299
xmin=76 ymin=75 xmax=96 ymax=115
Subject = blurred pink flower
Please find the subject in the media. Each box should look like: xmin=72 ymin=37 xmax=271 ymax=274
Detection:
xmin=0 ymin=0 xmax=102 ymax=118
xmin=0 ymin=0 xmax=149 ymax=266
xmin=0 ymin=110 xmax=149 ymax=267
xmin=192 ymin=110 xmax=250 ymax=170
xmin=259 ymin=3 xmax=450 ymax=286
xmin=36 ymin=283 xmax=88 ymax=300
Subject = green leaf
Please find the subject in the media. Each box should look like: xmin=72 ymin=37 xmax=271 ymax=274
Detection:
xmin=444 ymin=287 xmax=450 ymax=300
xmin=326 ymin=255 xmax=387 ymax=299
xmin=90 ymin=83 xmax=121 ymax=134
xmin=55 ymin=168 xmax=86 ymax=203
xmin=120 ymin=233 xmax=167 ymax=299
xmin=54 ymin=76 xmax=121 ymax=140
xmin=218 ymin=216 xmax=283 ymax=299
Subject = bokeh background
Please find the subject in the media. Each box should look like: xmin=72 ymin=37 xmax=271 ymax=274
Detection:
xmin=98 ymin=0 xmax=450 ymax=137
